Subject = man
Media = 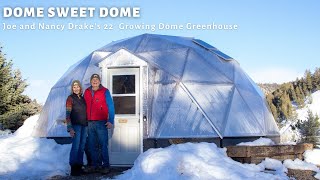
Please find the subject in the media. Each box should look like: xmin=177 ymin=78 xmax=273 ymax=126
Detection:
xmin=84 ymin=74 xmax=115 ymax=174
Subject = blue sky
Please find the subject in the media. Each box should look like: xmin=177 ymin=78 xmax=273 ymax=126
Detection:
xmin=1 ymin=0 xmax=319 ymax=103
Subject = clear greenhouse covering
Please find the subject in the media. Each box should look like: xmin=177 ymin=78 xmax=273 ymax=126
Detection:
xmin=33 ymin=34 xmax=279 ymax=139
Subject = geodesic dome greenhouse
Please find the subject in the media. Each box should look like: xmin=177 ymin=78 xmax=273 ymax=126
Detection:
xmin=33 ymin=33 xmax=280 ymax=141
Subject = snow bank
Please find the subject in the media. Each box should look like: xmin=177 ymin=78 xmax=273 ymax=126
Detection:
xmin=115 ymin=143 xmax=287 ymax=180
xmin=1 ymin=115 xmax=320 ymax=179
xmin=283 ymin=158 xmax=319 ymax=172
xmin=304 ymin=149 xmax=320 ymax=166
xmin=0 ymin=115 xmax=71 ymax=179
xmin=259 ymin=158 xmax=288 ymax=174
xmin=237 ymin=138 xmax=275 ymax=146
xmin=284 ymin=159 xmax=320 ymax=179
xmin=14 ymin=114 xmax=39 ymax=137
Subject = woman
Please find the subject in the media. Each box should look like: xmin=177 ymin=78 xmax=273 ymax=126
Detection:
xmin=66 ymin=80 xmax=87 ymax=176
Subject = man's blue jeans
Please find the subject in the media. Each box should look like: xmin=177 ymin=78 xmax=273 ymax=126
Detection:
xmin=69 ymin=125 xmax=87 ymax=166
xmin=87 ymin=120 xmax=110 ymax=168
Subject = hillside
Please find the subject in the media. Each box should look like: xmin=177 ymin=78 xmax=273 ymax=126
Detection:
xmin=258 ymin=83 xmax=280 ymax=95
xmin=264 ymin=68 xmax=320 ymax=122
xmin=280 ymin=90 xmax=320 ymax=145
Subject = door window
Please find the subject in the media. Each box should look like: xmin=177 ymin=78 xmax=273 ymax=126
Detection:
xmin=113 ymin=75 xmax=135 ymax=94
xmin=113 ymin=96 xmax=135 ymax=114
xmin=112 ymin=74 xmax=136 ymax=115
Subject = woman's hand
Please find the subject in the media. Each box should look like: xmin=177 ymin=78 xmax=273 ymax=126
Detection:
xmin=69 ymin=129 xmax=75 ymax=137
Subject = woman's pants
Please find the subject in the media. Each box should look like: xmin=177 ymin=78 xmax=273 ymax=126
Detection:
xmin=69 ymin=125 xmax=87 ymax=166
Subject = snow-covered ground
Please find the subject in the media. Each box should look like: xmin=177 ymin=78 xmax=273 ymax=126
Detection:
xmin=0 ymin=115 xmax=319 ymax=179
xmin=0 ymin=115 xmax=71 ymax=179
xmin=296 ymin=90 xmax=320 ymax=121
xmin=115 ymin=138 xmax=320 ymax=180
xmin=115 ymin=142 xmax=288 ymax=180
xmin=280 ymin=90 xmax=320 ymax=144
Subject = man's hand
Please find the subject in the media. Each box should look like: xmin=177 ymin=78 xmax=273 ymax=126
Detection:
xmin=105 ymin=122 xmax=113 ymax=129
xmin=69 ymin=129 xmax=75 ymax=137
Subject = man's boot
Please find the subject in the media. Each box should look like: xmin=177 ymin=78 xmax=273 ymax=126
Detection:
xmin=77 ymin=164 xmax=85 ymax=175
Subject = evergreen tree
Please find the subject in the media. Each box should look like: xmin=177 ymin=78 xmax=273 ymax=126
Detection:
xmin=280 ymin=91 xmax=292 ymax=120
xmin=301 ymin=83 xmax=308 ymax=97
xmin=313 ymin=67 xmax=320 ymax=90
xmin=289 ymin=84 xmax=297 ymax=103
xmin=298 ymin=85 xmax=305 ymax=99
xmin=299 ymin=110 xmax=320 ymax=146
xmin=263 ymin=67 xmax=320 ymax=123
xmin=294 ymin=86 xmax=304 ymax=107
xmin=305 ymin=70 xmax=313 ymax=92
xmin=0 ymin=46 xmax=41 ymax=130
xmin=266 ymin=94 xmax=278 ymax=119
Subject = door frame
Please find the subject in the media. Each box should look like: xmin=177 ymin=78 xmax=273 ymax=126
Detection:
xmin=101 ymin=66 xmax=144 ymax=166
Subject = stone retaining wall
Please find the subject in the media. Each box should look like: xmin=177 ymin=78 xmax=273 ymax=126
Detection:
xmin=226 ymin=143 xmax=313 ymax=164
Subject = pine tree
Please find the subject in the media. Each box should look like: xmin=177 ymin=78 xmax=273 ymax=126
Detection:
xmin=0 ymin=46 xmax=41 ymax=130
xmin=294 ymin=86 xmax=301 ymax=103
xmin=299 ymin=84 xmax=305 ymax=98
xmin=266 ymin=94 xmax=278 ymax=119
xmin=289 ymin=84 xmax=298 ymax=103
xmin=0 ymin=55 xmax=13 ymax=114
xmin=299 ymin=110 xmax=320 ymax=146
xmin=280 ymin=91 xmax=292 ymax=120
xmin=264 ymin=67 xmax=320 ymax=124
xmin=313 ymin=67 xmax=320 ymax=90
xmin=301 ymin=83 xmax=308 ymax=97
xmin=305 ymin=70 xmax=313 ymax=92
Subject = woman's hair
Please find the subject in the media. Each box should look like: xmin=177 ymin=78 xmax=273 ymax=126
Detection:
xmin=71 ymin=80 xmax=82 ymax=94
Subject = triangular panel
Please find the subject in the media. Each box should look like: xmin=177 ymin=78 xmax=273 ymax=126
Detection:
xmin=182 ymin=50 xmax=232 ymax=83
xmin=195 ymin=48 xmax=234 ymax=81
xmin=234 ymin=63 xmax=264 ymax=98
xmin=263 ymin=102 xmax=280 ymax=136
xmin=155 ymin=84 xmax=218 ymax=138
xmin=33 ymin=87 xmax=70 ymax=137
xmin=99 ymin=49 xmax=147 ymax=68
xmin=82 ymin=51 xmax=113 ymax=87
xmin=135 ymin=34 xmax=188 ymax=53
xmin=234 ymin=62 xmax=268 ymax=132
xmin=148 ymin=70 xmax=178 ymax=137
xmin=184 ymin=83 xmax=233 ymax=135
xmin=52 ymin=54 xmax=93 ymax=89
xmin=236 ymin=86 xmax=266 ymax=133
xmin=137 ymin=48 xmax=189 ymax=79
xmin=224 ymin=88 xmax=264 ymax=136
xmin=91 ymin=51 xmax=112 ymax=65
xmin=98 ymin=35 xmax=144 ymax=53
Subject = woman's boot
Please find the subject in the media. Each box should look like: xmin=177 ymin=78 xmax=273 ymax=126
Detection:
xmin=70 ymin=165 xmax=81 ymax=176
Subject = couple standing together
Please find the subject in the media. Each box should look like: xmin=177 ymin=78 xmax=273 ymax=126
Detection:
xmin=65 ymin=74 xmax=115 ymax=176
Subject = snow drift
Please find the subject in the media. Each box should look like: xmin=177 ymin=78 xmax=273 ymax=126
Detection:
xmin=0 ymin=115 xmax=71 ymax=179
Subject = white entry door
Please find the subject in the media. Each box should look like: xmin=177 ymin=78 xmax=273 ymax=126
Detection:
xmin=107 ymin=68 xmax=141 ymax=165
